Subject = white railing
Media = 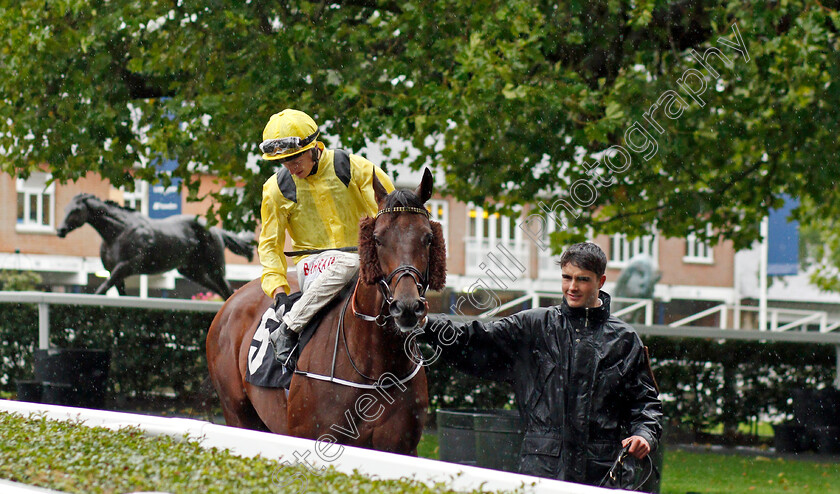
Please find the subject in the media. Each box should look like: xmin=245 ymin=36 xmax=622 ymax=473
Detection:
xmin=667 ymin=303 xmax=839 ymax=333
xmin=478 ymin=291 xmax=653 ymax=324
xmin=537 ymin=252 xmax=564 ymax=279
xmin=0 ymin=291 xmax=224 ymax=350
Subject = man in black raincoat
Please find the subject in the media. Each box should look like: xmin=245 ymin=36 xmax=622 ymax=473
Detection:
xmin=420 ymin=242 xmax=662 ymax=488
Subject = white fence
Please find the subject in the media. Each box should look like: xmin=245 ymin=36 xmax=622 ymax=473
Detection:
xmin=1 ymin=291 xmax=838 ymax=387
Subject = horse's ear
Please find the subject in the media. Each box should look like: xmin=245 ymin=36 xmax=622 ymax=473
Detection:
xmin=372 ymin=167 xmax=389 ymax=207
xmin=414 ymin=168 xmax=433 ymax=204
xmin=428 ymin=220 xmax=447 ymax=291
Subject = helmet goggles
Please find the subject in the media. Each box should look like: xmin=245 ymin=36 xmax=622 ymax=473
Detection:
xmin=259 ymin=130 xmax=320 ymax=159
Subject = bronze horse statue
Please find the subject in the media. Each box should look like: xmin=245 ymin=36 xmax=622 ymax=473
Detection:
xmin=206 ymin=169 xmax=446 ymax=454
xmin=56 ymin=193 xmax=254 ymax=299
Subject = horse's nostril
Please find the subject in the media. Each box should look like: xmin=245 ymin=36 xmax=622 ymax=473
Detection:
xmin=389 ymin=300 xmax=404 ymax=318
xmin=413 ymin=300 xmax=425 ymax=317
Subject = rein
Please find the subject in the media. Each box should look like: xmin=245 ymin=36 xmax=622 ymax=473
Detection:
xmin=294 ymin=286 xmax=424 ymax=390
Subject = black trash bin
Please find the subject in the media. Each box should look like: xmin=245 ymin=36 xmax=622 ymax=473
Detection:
xmin=438 ymin=409 xmax=478 ymax=467
xmin=438 ymin=409 xmax=524 ymax=473
xmin=14 ymin=380 xmax=43 ymax=403
xmin=774 ymin=422 xmax=811 ymax=453
xmin=34 ymin=349 xmax=111 ymax=409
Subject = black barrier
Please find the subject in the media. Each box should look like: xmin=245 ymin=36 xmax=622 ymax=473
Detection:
xmin=33 ymin=349 xmax=111 ymax=409
xmin=438 ymin=408 xmax=663 ymax=493
xmin=777 ymin=387 xmax=840 ymax=454
xmin=437 ymin=409 xmax=524 ymax=473
xmin=14 ymin=380 xmax=43 ymax=403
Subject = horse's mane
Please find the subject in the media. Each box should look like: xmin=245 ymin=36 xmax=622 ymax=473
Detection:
xmin=103 ymin=199 xmax=137 ymax=212
xmin=73 ymin=193 xmax=137 ymax=213
xmin=358 ymin=190 xmax=446 ymax=291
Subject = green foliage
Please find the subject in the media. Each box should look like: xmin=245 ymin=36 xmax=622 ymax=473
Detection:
xmin=0 ymin=303 xmax=214 ymax=401
xmin=0 ymin=412 xmax=486 ymax=493
xmin=0 ymin=270 xmax=42 ymax=291
xmin=647 ymin=337 xmax=836 ymax=436
xmin=2 ymin=1 xmax=838 ymax=253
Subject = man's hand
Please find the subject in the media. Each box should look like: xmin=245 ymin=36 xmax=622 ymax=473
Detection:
xmin=621 ymin=435 xmax=650 ymax=459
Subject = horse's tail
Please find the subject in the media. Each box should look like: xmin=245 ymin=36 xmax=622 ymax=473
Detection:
xmin=214 ymin=228 xmax=255 ymax=262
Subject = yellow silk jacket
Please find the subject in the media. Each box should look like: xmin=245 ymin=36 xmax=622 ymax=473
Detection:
xmin=258 ymin=149 xmax=395 ymax=297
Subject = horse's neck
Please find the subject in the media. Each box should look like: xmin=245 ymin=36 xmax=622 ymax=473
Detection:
xmin=86 ymin=201 xmax=133 ymax=243
xmin=346 ymin=283 xmax=414 ymax=374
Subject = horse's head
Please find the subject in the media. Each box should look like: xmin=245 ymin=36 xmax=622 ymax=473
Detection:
xmin=358 ymin=168 xmax=446 ymax=333
xmin=56 ymin=193 xmax=95 ymax=238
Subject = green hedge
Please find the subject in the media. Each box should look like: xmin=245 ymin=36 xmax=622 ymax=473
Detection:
xmin=422 ymin=336 xmax=837 ymax=434
xmin=0 ymin=303 xmax=214 ymax=402
xmin=1 ymin=303 xmax=836 ymax=435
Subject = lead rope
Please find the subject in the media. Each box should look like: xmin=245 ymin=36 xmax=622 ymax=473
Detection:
xmin=598 ymin=444 xmax=654 ymax=491
xmin=330 ymin=291 xmax=353 ymax=380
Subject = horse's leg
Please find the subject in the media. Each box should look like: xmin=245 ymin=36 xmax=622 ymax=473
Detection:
xmin=94 ymin=261 xmax=135 ymax=295
xmin=209 ymin=273 xmax=234 ymax=299
xmin=213 ymin=380 xmax=270 ymax=432
xmin=117 ymin=281 xmax=127 ymax=296
xmin=180 ymin=267 xmax=232 ymax=299
xmin=243 ymin=383 xmax=289 ymax=434
xmin=200 ymin=269 xmax=233 ymax=299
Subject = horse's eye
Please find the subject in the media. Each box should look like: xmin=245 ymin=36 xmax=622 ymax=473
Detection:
xmin=373 ymin=235 xmax=383 ymax=247
xmin=422 ymin=233 xmax=433 ymax=246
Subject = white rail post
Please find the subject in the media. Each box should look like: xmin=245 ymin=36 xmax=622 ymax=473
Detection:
xmin=835 ymin=345 xmax=840 ymax=389
xmin=759 ymin=217 xmax=769 ymax=331
xmin=38 ymin=302 xmax=49 ymax=350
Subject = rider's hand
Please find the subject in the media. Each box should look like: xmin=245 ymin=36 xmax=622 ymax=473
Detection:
xmin=273 ymin=292 xmax=285 ymax=310
xmin=621 ymin=435 xmax=651 ymax=459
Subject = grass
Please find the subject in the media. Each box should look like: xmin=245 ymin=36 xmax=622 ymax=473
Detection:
xmin=661 ymin=448 xmax=840 ymax=494
xmin=418 ymin=432 xmax=840 ymax=493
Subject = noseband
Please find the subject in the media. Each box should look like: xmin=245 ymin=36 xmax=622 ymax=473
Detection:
xmin=353 ymin=206 xmax=431 ymax=325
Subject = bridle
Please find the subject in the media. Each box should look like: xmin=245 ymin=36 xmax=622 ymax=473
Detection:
xmin=294 ymin=204 xmax=431 ymax=389
xmin=352 ymin=206 xmax=431 ymax=326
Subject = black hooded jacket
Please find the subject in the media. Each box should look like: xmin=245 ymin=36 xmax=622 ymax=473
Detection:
xmin=422 ymin=291 xmax=662 ymax=486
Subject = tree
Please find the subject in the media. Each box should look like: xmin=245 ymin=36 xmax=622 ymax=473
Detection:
xmin=2 ymin=1 xmax=838 ymax=257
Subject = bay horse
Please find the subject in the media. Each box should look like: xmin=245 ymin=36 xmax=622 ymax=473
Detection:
xmin=56 ymin=193 xmax=254 ymax=299
xmin=206 ymin=168 xmax=446 ymax=455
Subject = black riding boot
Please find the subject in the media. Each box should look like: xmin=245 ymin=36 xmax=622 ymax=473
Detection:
xmin=270 ymin=322 xmax=299 ymax=369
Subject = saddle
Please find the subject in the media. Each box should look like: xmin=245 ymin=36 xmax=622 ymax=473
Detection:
xmin=245 ymin=275 xmax=358 ymax=389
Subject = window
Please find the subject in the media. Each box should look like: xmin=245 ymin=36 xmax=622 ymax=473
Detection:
xmin=465 ymin=205 xmax=529 ymax=277
xmin=684 ymin=228 xmax=713 ymax=263
xmin=120 ymin=182 xmax=148 ymax=213
xmin=426 ymin=199 xmax=449 ymax=253
xmin=608 ymin=233 xmax=657 ymax=268
xmin=16 ymin=173 xmax=55 ymax=232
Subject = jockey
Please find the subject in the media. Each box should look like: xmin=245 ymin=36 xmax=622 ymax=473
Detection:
xmin=258 ymin=109 xmax=395 ymax=368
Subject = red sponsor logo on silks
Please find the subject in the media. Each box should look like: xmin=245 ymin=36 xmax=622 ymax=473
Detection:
xmin=303 ymin=256 xmax=337 ymax=277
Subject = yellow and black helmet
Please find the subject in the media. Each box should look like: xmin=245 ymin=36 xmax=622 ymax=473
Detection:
xmin=259 ymin=109 xmax=320 ymax=161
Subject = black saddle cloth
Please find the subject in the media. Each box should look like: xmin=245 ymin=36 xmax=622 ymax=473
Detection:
xmin=245 ymin=275 xmax=358 ymax=389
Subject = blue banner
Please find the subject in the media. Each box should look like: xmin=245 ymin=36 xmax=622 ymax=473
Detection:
xmin=767 ymin=196 xmax=799 ymax=276
xmin=148 ymin=158 xmax=182 ymax=219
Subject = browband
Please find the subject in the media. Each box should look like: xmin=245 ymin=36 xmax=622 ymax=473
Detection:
xmin=375 ymin=206 xmax=430 ymax=219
